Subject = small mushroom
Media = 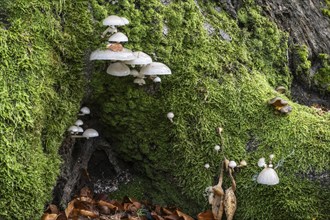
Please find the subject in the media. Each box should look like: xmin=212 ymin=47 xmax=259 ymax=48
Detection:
xmin=268 ymin=97 xmax=288 ymax=110
xmin=130 ymin=69 xmax=140 ymax=77
xmin=280 ymin=105 xmax=292 ymax=114
xmin=275 ymin=86 xmax=286 ymax=94
xmin=133 ymin=78 xmax=146 ymax=86
xmin=68 ymin=126 xmax=79 ymax=134
xmin=75 ymin=119 xmax=83 ymax=127
xmin=257 ymin=167 xmax=279 ymax=185
xmin=204 ymin=163 xmax=210 ymax=169
xmin=125 ymin=51 xmax=153 ymax=66
xmin=82 ymin=129 xmax=99 ymax=139
xmin=102 ymin=15 xmax=129 ymax=36
xmin=257 ymin=158 xmax=266 ymax=167
xmin=238 ymin=160 xmax=247 ymax=167
xmin=153 ymin=76 xmax=161 ymax=83
xmin=106 ymin=62 xmax=130 ymax=77
xmin=77 ymin=127 xmax=84 ymax=133
xmin=108 ymin=32 xmax=128 ymax=43
xmin=228 ymin=161 xmax=237 ymax=169
xmin=140 ymin=62 xmax=172 ymax=76
xmin=214 ymin=145 xmax=221 ymax=152
xmin=79 ymin=107 xmax=90 ymax=116
xmin=167 ymin=112 xmax=174 ymax=123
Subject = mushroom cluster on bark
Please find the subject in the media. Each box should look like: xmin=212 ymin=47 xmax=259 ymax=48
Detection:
xmin=90 ymin=15 xmax=172 ymax=85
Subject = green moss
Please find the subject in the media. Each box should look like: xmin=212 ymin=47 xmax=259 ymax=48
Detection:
xmin=292 ymin=44 xmax=311 ymax=76
xmin=314 ymin=53 xmax=330 ymax=93
xmin=90 ymin=0 xmax=329 ymax=219
xmin=322 ymin=0 xmax=330 ymax=18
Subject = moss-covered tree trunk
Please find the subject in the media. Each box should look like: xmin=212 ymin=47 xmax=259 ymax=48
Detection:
xmin=0 ymin=0 xmax=329 ymax=219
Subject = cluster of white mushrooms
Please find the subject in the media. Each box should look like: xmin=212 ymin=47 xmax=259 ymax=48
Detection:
xmin=90 ymin=15 xmax=172 ymax=85
xmin=257 ymin=154 xmax=279 ymax=185
xmin=67 ymin=106 xmax=99 ymax=139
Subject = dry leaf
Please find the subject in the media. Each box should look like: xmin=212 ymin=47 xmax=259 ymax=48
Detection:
xmin=197 ymin=210 xmax=214 ymax=220
xmin=41 ymin=213 xmax=58 ymax=220
xmin=224 ymin=187 xmax=237 ymax=220
xmin=107 ymin=43 xmax=123 ymax=52
xmin=175 ymin=210 xmax=194 ymax=220
xmin=65 ymin=200 xmax=75 ymax=218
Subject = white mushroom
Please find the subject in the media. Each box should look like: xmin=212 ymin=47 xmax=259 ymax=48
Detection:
xmin=77 ymin=127 xmax=84 ymax=133
xmin=130 ymin=69 xmax=140 ymax=77
xmin=68 ymin=126 xmax=79 ymax=134
xmin=108 ymin=32 xmax=128 ymax=43
xmin=103 ymin=15 xmax=127 ymax=26
xmin=257 ymin=158 xmax=266 ymax=167
xmin=133 ymin=78 xmax=146 ymax=86
xmin=257 ymin=167 xmax=279 ymax=185
xmin=79 ymin=107 xmax=90 ymax=116
xmin=214 ymin=145 xmax=221 ymax=152
xmin=90 ymin=49 xmax=136 ymax=61
xmin=74 ymin=119 xmax=83 ymax=126
xmin=228 ymin=160 xmax=237 ymax=169
xmin=82 ymin=129 xmax=99 ymax=139
xmin=204 ymin=163 xmax=210 ymax=169
xmin=140 ymin=62 xmax=172 ymax=75
xmin=153 ymin=76 xmax=161 ymax=83
xmin=125 ymin=51 xmax=153 ymax=66
xmin=167 ymin=112 xmax=174 ymax=123
xmin=239 ymin=160 xmax=247 ymax=167
xmin=269 ymin=154 xmax=275 ymax=160
xmin=106 ymin=62 xmax=130 ymax=77
xmin=121 ymin=17 xmax=129 ymax=25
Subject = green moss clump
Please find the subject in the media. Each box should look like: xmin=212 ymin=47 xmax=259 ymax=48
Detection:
xmin=322 ymin=0 xmax=330 ymax=18
xmin=0 ymin=0 xmax=105 ymax=219
xmin=292 ymin=44 xmax=311 ymax=76
xmin=314 ymin=53 xmax=330 ymax=93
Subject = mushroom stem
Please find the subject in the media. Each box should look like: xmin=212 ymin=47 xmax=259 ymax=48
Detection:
xmin=70 ymin=135 xmax=86 ymax=139
xmin=101 ymin=26 xmax=117 ymax=37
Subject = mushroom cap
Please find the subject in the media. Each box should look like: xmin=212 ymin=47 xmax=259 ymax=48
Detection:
xmin=275 ymin=86 xmax=286 ymax=94
xmin=130 ymin=69 xmax=140 ymax=77
xmin=68 ymin=126 xmax=79 ymax=133
xmin=121 ymin=17 xmax=129 ymax=25
xmin=268 ymin=97 xmax=288 ymax=108
xmin=153 ymin=76 xmax=161 ymax=83
xmin=257 ymin=158 xmax=266 ymax=167
xmin=257 ymin=167 xmax=279 ymax=185
xmin=204 ymin=163 xmax=210 ymax=169
xmin=228 ymin=160 xmax=237 ymax=168
xmin=90 ymin=49 xmax=136 ymax=61
xmin=240 ymin=160 xmax=247 ymax=166
xmin=75 ymin=119 xmax=84 ymax=126
xmin=125 ymin=51 xmax=153 ymax=66
xmin=103 ymin=15 xmax=127 ymax=26
xmin=77 ymin=127 xmax=84 ymax=133
xmin=140 ymin=62 xmax=172 ymax=75
xmin=167 ymin=112 xmax=174 ymax=119
xmin=82 ymin=129 xmax=99 ymax=139
xmin=280 ymin=105 xmax=292 ymax=114
xmin=214 ymin=145 xmax=221 ymax=151
xmin=80 ymin=107 xmax=90 ymax=115
xmin=108 ymin=32 xmax=128 ymax=43
xmin=106 ymin=62 xmax=130 ymax=76
xmin=133 ymin=78 xmax=146 ymax=85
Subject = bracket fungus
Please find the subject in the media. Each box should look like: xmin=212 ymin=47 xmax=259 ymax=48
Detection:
xmin=257 ymin=154 xmax=279 ymax=185
xmin=106 ymin=62 xmax=131 ymax=76
xmin=268 ymin=97 xmax=292 ymax=115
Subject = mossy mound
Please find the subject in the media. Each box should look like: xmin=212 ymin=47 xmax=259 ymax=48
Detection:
xmin=0 ymin=0 xmax=105 ymax=219
xmin=91 ymin=0 xmax=330 ymax=219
